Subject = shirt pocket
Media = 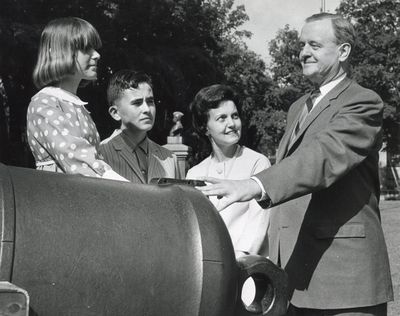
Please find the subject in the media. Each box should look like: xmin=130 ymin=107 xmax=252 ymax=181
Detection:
xmin=313 ymin=222 xmax=365 ymax=239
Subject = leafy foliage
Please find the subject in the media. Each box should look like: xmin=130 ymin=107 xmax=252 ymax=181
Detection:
xmin=0 ymin=0 xmax=277 ymax=167
xmin=337 ymin=0 xmax=400 ymax=158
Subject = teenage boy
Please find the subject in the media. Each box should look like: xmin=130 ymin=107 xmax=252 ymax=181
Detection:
xmin=99 ymin=70 xmax=180 ymax=183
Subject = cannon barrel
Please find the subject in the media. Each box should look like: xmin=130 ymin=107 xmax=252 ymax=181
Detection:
xmin=0 ymin=163 xmax=287 ymax=316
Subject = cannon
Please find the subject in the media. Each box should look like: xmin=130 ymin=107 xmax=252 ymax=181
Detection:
xmin=0 ymin=163 xmax=287 ymax=315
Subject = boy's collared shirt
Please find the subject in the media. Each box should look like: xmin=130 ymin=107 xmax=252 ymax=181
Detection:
xmin=121 ymin=131 xmax=149 ymax=179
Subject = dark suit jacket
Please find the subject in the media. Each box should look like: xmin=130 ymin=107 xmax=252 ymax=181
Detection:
xmin=255 ymin=77 xmax=393 ymax=308
xmin=99 ymin=134 xmax=180 ymax=183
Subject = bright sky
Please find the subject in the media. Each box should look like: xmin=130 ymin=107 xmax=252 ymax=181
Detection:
xmin=235 ymin=0 xmax=342 ymax=65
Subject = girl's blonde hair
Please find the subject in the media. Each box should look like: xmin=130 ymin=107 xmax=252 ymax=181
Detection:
xmin=33 ymin=17 xmax=102 ymax=89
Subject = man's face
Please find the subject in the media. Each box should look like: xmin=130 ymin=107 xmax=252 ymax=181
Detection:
xmin=299 ymin=19 xmax=342 ymax=85
xmin=112 ymin=83 xmax=156 ymax=133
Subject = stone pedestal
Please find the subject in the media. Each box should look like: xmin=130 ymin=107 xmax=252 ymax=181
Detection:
xmin=163 ymin=136 xmax=191 ymax=178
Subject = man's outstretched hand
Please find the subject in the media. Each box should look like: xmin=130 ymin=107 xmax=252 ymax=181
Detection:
xmin=195 ymin=177 xmax=262 ymax=211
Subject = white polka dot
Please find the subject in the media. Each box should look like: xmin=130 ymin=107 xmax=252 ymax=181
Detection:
xmin=31 ymin=107 xmax=35 ymax=113
xmin=37 ymin=155 xmax=42 ymax=160
xmin=33 ymin=97 xmax=39 ymax=101
xmin=70 ymin=144 xmax=77 ymax=150
xmin=66 ymin=113 xmax=72 ymax=119
xmin=59 ymin=142 xmax=66 ymax=148
xmin=61 ymin=129 xmax=69 ymax=136
xmin=81 ymin=149 xmax=88 ymax=153
xmin=51 ymin=142 xmax=55 ymax=148
xmin=68 ymin=152 xmax=74 ymax=159
xmin=84 ymin=121 xmax=88 ymax=127
xmin=54 ymin=120 xmax=60 ymax=125
xmin=52 ymin=130 xmax=58 ymax=136
xmin=44 ymin=130 xmax=48 ymax=136
xmin=89 ymin=137 xmax=93 ymax=142
xmin=42 ymin=99 xmax=49 ymax=104
xmin=58 ymin=116 xmax=65 ymax=121
xmin=93 ymin=161 xmax=99 ymax=168
xmin=45 ymin=118 xmax=49 ymax=124
xmin=77 ymin=108 xmax=82 ymax=113
xmin=50 ymin=97 xmax=57 ymax=102
xmin=31 ymin=140 xmax=36 ymax=145
xmin=83 ymin=129 xmax=87 ymax=134
xmin=69 ymin=122 xmax=74 ymax=127
xmin=70 ymin=165 xmax=77 ymax=171
xmin=37 ymin=119 xmax=42 ymax=125
xmin=33 ymin=120 xmax=37 ymax=126
xmin=46 ymin=110 xmax=54 ymax=116
xmin=75 ymin=121 xmax=80 ymax=126
xmin=39 ymin=148 xmax=45 ymax=154
xmin=82 ymin=163 xmax=88 ymax=168
xmin=39 ymin=132 xmax=43 ymax=137
xmin=34 ymin=132 xmax=38 ymax=138
xmin=80 ymin=154 xmax=87 ymax=158
xmin=37 ymin=107 xmax=42 ymax=112
xmin=59 ymin=154 xmax=64 ymax=160
xmin=68 ymin=102 xmax=73 ymax=106
xmin=27 ymin=131 xmax=30 ymax=136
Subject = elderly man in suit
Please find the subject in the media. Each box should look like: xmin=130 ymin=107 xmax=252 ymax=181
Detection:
xmin=99 ymin=70 xmax=180 ymax=183
xmin=197 ymin=13 xmax=393 ymax=316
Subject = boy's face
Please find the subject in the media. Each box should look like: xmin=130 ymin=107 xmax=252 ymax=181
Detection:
xmin=111 ymin=82 xmax=156 ymax=133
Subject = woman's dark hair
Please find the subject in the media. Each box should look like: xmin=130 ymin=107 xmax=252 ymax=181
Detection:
xmin=190 ymin=84 xmax=240 ymax=135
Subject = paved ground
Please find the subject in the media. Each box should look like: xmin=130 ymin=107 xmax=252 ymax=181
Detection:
xmin=381 ymin=200 xmax=399 ymax=316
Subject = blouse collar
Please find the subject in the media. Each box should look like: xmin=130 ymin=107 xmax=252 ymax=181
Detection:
xmin=39 ymin=86 xmax=88 ymax=106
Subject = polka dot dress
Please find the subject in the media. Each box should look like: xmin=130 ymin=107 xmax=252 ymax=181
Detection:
xmin=27 ymin=86 xmax=111 ymax=177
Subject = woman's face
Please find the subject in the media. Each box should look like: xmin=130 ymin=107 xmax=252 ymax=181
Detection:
xmin=206 ymin=100 xmax=241 ymax=148
xmin=74 ymin=48 xmax=100 ymax=81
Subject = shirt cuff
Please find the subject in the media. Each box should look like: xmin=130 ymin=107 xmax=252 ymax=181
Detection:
xmin=250 ymin=176 xmax=272 ymax=209
xmin=250 ymin=176 xmax=267 ymax=200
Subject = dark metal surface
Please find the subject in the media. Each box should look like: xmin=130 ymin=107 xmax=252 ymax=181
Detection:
xmin=235 ymin=255 xmax=288 ymax=316
xmin=0 ymin=163 xmax=288 ymax=316
xmin=0 ymin=164 xmax=237 ymax=315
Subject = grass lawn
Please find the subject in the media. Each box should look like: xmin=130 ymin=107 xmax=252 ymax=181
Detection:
xmin=381 ymin=200 xmax=399 ymax=316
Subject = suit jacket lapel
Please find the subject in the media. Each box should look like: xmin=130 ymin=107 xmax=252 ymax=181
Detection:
xmin=112 ymin=135 xmax=146 ymax=183
xmin=277 ymin=95 xmax=309 ymax=162
xmin=283 ymin=77 xmax=352 ymax=157
xmin=147 ymin=140 xmax=160 ymax=182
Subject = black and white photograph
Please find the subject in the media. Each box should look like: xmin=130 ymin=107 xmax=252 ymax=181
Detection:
xmin=0 ymin=0 xmax=398 ymax=315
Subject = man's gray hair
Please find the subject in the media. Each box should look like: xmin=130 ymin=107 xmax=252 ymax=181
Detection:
xmin=306 ymin=13 xmax=356 ymax=56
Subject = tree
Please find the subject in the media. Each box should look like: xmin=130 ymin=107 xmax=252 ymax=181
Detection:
xmin=337 ymin=0 xmax=400 ymax=161
xmin=265 ymin=25 xmax=315 ymax=159
xmin=0 ymin=0 xmax=274 ymax=167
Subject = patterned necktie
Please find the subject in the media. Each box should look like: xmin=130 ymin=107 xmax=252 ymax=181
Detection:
xmin=294 ymin=89 xmax=321 ymax=137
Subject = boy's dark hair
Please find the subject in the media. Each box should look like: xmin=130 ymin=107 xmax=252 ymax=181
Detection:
xmin=107 ymin=69 xmax=153 ymax=106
